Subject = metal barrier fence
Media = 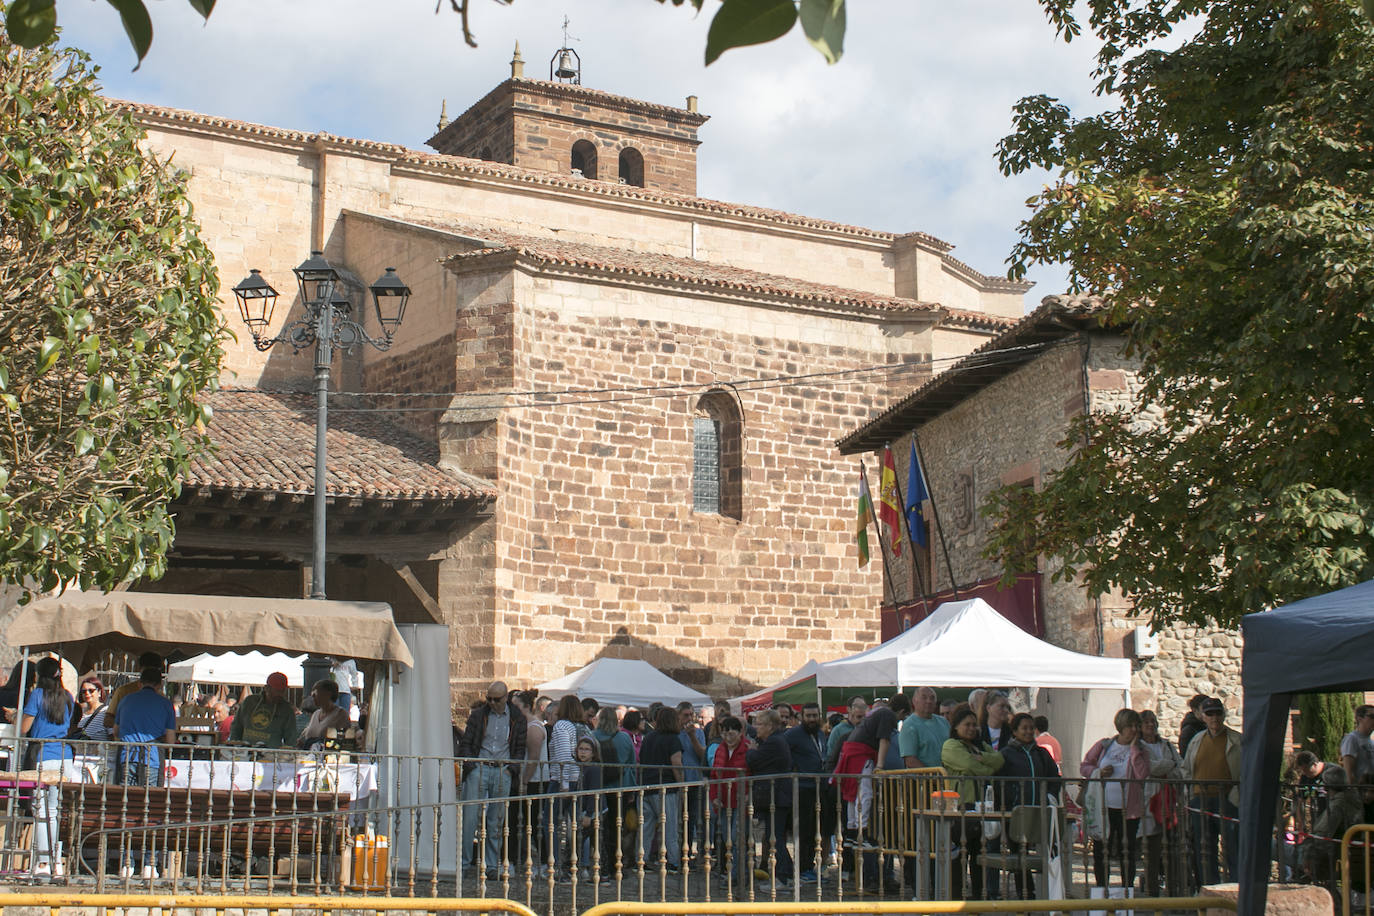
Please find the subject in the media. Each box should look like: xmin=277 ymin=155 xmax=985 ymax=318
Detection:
xmin=0 ymin=736 xmax=1332 ymax=913
xmin=579 ymin=900 xmax=1236 ymax=915
xmin=1342 ymin=824 xmax=1372 ymax=916
xmin=0 ymin=893 xmax=1242 ymax=916
xmin=0 ymin=892 xmax=539 ymax=916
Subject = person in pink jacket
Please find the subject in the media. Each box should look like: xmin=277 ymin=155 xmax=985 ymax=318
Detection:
xmin=1081 ymin=708 xmax=1152 ymax=890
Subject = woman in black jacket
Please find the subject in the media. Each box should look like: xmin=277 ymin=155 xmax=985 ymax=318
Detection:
xmin=998 ymin=713 xmax=1062 ymax=898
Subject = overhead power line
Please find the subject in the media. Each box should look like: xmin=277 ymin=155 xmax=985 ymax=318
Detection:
xmin=207 ymin=340 xmax=1062 ymax=415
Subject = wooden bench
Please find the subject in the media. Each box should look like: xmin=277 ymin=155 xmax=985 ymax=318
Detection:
xmin=60 ymin=782 xmax=352 ymax=868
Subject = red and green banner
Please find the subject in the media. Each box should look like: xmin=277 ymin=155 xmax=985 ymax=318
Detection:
xmin=879 ymin=445 xmax=902 ymax=557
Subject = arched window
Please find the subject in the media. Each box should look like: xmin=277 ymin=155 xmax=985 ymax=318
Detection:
xmin=571 ymin=139 xmax=598 ymax=179
xmin=618 ymin=147 xmax=645 ymax=187
xmin=692 ymin=391 xmax=743 ymax=519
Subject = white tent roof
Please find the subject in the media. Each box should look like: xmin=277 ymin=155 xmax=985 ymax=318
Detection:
xmin=815 ymin=598 xmax=1131 ymax=690
xmin=536 ymin=658 xmax=711 ymax=709
xmin=166 ymin=651 xmax=306 ymax=687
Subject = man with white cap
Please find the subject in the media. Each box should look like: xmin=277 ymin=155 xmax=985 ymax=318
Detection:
xmin=230 ymin=671 xmax=298 ymax=748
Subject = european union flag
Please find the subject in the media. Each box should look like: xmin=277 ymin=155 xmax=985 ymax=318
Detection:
xmin=906 ymin=441 xmax=929 ymax=548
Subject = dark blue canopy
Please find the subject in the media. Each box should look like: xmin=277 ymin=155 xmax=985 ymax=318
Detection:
xmin=1240 ymin=578 xmax=1374 ymax=914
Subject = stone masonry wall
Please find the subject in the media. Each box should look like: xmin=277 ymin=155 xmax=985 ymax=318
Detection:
xmin=461 ymin=267 xmax=925 ymax=703
xmin=506 ymin=83 xmax=700 ymax=195
xmin=510 ymin=107 xmax=698 ymax=195
xmin=137 ymin=117 xmax=1019 ymax=382
xmin=1083 ymin=340 xmax=1242 ymax=734
xmin=896 ymin=333 xmax=1241 ymax=737
xmin=430 ymin=80 xmax=702 ymax=195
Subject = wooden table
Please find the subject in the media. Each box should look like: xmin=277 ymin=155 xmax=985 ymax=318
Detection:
xmin=908 ymin=806 xmax=1015 ymax=900
xmin=60 ymin=782 xmax=353 ymax=877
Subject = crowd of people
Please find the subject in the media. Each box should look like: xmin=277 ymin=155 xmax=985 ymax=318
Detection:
xmin=1287 ymin=703 xmax=1374 ymax=899
xmin=0 ymin=653 xmax=368 ymax=878
xmin=0 ymin=654 xmax=365 ymax=753
xmin=449 ymin=680 xmax=1365 ymax=901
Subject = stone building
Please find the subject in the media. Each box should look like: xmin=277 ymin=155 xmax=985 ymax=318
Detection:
xmin=835 ymin=296 xmax=1243 ymax=736
xmin=111 ymin=54 xmax=1033 ymax=711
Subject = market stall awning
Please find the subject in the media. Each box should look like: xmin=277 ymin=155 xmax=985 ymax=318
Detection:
xmin=730 ymin=660 xmax=821 ymax=714
xmin=6 ymin=590 xmax=414 ymax=669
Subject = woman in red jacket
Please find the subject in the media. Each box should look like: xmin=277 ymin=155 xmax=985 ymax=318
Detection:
xmin=709 ymin=715 xmax=749 ymax=885
xmin=1080 ymin=708 xmax=1152 ymax=891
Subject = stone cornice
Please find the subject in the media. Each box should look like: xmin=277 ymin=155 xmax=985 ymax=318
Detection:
xmin=122 ymin=100 xmax=915 ymax=250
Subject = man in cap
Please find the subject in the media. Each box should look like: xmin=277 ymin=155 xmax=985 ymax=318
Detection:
xmin=229 ymin=672 xmax=298 ymax=748
xmin=1182 ymin=697 xmax=1241 ymax=884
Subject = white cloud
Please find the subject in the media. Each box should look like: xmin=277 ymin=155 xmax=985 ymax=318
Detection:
xmin=55 ymin=0 xmax=1115 ymax=303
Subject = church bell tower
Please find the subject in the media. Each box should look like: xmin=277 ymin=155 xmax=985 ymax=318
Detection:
xmin=426 ymin=39 xmax=708 ymax=196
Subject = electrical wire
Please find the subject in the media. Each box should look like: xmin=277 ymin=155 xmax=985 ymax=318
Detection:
xmin=206 ymin=339 xmax=1063 ymax=415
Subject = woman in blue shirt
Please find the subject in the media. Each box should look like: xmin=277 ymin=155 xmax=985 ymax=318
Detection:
xmin=21 ymin=657 xmax=73 ymax=877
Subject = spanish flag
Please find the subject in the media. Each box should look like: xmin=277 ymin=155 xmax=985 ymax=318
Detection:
xmin=857 ymin=463 xmax=875 ymax=566
xmin=879 ymin=445 xmax=902 ymax=557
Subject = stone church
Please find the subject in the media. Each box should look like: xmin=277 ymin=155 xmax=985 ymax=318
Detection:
xmin=107 ymin=48 xmax=1237 ymax=720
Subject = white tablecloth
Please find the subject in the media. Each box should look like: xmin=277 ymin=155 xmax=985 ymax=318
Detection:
xmin=161 ymin=758 xmax=377 ymax=801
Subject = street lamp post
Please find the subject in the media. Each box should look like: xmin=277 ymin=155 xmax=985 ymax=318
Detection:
xmin=232 ymin=252 xmax=410 ymax=599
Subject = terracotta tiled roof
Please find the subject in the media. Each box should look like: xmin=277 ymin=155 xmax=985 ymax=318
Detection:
xmin=187 ymin=389 xmax=495 ymax=502
xmin=118 ymin=99 xmax=965 ymax=253
xmin=835 ymin=295 xmax=1113 ymax=452
xmin=337 ymin=211 xmax=929 ymax=322
xmin=122 ymin=98 xmax=1028 ymax=315
xmin=941 ymin=309 xmax=1021 ymax=331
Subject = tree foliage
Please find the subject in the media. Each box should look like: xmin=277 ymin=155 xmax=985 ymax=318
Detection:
xmin=0 ymin=32 xmax=225 ymax=594
xmin=3 ymin=0 xmax=847 ymax=69
xmin=1295 ymin=692 xmax=1358 ymax=763
xmin=985 ymin=0 xmax=1374 ymax=629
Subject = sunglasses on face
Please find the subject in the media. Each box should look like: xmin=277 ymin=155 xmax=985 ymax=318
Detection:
xmin=487 ymin=695 xmax=506 ymax=703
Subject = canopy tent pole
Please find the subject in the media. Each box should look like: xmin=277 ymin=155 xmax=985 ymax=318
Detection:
xmin=10 ymin=648 xmax=27 ymax=771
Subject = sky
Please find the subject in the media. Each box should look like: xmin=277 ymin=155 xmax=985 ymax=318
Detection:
xmin=54 ymin=0 xmax=1110 ymax=308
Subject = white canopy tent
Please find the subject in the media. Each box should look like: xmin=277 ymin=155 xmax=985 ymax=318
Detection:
xmin=817 ymin=598 xmax=1131 ymax=690
xmin=536 ymin=658 xmax=711 ymax=709
xmin=166 ymin=651 xmax=307 ymax=688
xmin=815 ymin=598 xmax=1132 ymax=771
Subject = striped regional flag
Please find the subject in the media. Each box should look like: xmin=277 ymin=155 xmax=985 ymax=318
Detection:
xmin=856 ymin=462 xmax=876 ymax=567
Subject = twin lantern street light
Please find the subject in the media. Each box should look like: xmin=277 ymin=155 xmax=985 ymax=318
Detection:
xmin=231 ymin=252 xmax=411 ymax=600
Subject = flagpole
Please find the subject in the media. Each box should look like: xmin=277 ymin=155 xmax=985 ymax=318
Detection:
xmin=891 ymin=456 xmax=932 ymax=619
xmin=862 ymin=460 xmax=900 ymax=605
xmin=913 ymin=433 xmax=961 ymax=599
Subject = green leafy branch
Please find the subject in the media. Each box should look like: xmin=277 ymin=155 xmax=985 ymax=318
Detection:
xmin=5 ymin=0 xmax=848 ymax=69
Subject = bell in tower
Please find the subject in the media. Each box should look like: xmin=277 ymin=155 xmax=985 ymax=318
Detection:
xmin=550 ymin=17 xmax=581 ymax=85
